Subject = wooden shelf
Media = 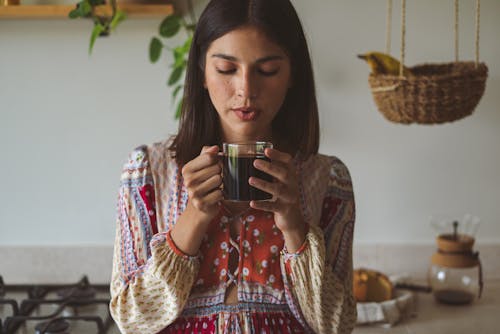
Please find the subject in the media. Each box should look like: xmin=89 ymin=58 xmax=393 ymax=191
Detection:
xmin=0 ymin=4 xmax=173 ymax=19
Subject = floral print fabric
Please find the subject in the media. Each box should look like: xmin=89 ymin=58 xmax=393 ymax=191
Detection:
xmin=194 ymin=208 xmax=284 ymax=292
xmin=109 ymin=138 xmax=356 ymax=334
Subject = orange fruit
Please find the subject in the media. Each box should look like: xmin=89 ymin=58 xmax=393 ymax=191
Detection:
xmin=353 ymin=268 xmax=393 ymax=302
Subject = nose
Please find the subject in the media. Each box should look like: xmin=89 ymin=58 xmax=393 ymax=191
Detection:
xmin=236 ymin=70 xmax=258 ymax=100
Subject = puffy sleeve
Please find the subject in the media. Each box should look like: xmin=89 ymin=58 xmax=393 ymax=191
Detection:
xmin=280 ymin=157 xmax=356 ymax=334
xmin=109 ymin=146 xmax=200 ymax=334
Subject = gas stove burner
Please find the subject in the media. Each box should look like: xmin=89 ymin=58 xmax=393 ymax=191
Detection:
xmin=29 ymin=285 xmax=49 ymax=299
xmin=56 ymin=276 xmax=97 ymax=300
xmin=0 ymin=275 xmax=116 ymax=333
xmin=56 ymin=286 xmax=97 ymax=300
xmin=0 ymin=275 xmax=5 ymax=297
xmin=35 ymin=318 xmax=70 ymax=334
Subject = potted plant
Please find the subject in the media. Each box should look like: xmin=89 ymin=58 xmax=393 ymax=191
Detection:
xmin=68 ymin=0 xmax=126 ymax=54
xmin=149 ymin=0 xmax=196 ymax=119
xmin=68 ymin=0 xmax=196 ymax=119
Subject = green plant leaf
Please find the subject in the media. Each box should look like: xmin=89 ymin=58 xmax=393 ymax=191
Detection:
xmin=181 ymin=35 xmax=193 ymax=53
xmin=173 ymin=47 xmax=185 ymax=68
xmin=79 ymin=0 xmax=92 ymax=17
xmin=168 ymin=66 xmax=183 ymax=86
xmin=159 ymin=15 xmax=181 ymax=38
xmin=89 ymin=23 xmax=105 ymax=55
xmin=149 ymin=37 xmax=163 ymax=63
xmin=88 ymin=0 xmax=104 ymax=6
xmin=110 ymin=10 xmax=126 ymax=31
xmin=172 ymin=85 xmax=183 ymax=99
xmin=68 ymin=8 xmax=80 ymax=19
xmin=175 ymin=99 xmax=183 ymax=119
xmin=185 ymin=23 xmax=196 ymax=32
xmin=174 ymin=59 xmax=187 ymax=72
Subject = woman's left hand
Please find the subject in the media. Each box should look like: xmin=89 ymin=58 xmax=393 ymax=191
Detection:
xmin=249 ymin=148 xmax=305 ymax=234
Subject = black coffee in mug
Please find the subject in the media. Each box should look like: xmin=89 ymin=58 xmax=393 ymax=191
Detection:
xmin=222 ymin=142 xmax=273 ymax=201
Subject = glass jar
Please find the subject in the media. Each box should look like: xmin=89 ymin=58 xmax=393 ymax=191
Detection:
xmin=428 ymin=233 xmax=483 ymax=305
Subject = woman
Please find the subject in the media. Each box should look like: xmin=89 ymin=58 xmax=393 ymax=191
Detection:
xmin=109 ymin=0 xmax=356 ymax=333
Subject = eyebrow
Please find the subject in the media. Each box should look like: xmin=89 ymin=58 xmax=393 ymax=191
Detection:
xmin=211 ymin=53 xmax=284 ymax=63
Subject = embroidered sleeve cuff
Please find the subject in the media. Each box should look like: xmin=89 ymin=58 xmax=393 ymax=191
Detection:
xmin=280 ymin=223 xmax=310 ymax=261
xmin=151 ymin=231 xmax=200 ymax=261
xmin=166 ymin=231 xmax=201 ymax=260
xmin=281 ymin=238 xmax=308 ymax=261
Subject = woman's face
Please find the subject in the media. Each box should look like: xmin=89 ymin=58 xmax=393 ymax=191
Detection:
xmin=204 ymin=25 xmax=292 ymax=143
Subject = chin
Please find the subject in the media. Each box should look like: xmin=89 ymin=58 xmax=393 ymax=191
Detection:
xmin=240 ymin=127 xmax=268 ymax=138
xmin=226 ymin=127 xmax=267 ymax=142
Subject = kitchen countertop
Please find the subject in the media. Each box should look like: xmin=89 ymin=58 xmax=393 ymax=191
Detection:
xmin=353 ymin=279 xmax=500 ymax=334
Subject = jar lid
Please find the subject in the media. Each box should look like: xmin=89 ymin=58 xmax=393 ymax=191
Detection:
xmin=431 ymin=251 xmax=479 ymax=268
xmin=432 ymin=234 xmax=478 ymax=268
xmin=436 ymin=233 xmax=474 ymax=252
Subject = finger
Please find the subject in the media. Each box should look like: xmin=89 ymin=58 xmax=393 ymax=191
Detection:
xmin=182 ymin=146 xmax=220 ymax=175
xmin=253 ymin=158 xmax=288 ymax=183
xmin=185 ymin=163 xmax=222 ymax=188
xmin=249 ymin=177 xmax=295 ymax=203
xmin=248 ymin=176 xmax=279 ymax=198
xmin=201 ymin=145 xmax=220 ymax=154
xmin=189 ymin=174 xmax=222 ymax=199
xmin=264 ymin=148 xmax=293 ymax=164
xmin=205 ymin=187 xmax=224 ymax=204
xmin=250 ymin=199 xmax=280 ymax=213
xmin=191 ymin=188 xmax=223 ymax=212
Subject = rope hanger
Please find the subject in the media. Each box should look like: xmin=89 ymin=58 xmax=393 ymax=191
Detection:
xmin=385 ymin=0 xmax=482 ymax=78
xmin=367 ymin=0 xmax=488 ymax=124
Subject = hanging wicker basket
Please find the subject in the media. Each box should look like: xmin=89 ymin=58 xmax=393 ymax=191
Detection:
xmin=369 ymin=62 xmax=488 ymax=124
xmin=369 ymin=0 xmax=488 ymax=125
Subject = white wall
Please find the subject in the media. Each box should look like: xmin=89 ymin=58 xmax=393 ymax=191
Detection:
xmin=1 ymin=0 xmax=499 ymax=247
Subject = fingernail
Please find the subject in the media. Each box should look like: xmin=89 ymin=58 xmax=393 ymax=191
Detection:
xmin=248 ymin=177 xmax=255 ymax=185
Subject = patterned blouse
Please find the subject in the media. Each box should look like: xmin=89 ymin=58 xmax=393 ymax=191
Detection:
xmin=109 ymin=138 xmax=356 ymax=334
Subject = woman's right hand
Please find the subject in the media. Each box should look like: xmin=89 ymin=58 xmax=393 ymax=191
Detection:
xmin=181 ymin=145 xmax=223 ymax=225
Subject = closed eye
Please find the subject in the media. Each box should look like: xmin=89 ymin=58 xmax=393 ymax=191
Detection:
xmin=215 ymin=68 xmax=280 ymax=76
xmin=258 ymin=69 xmax=279 ymax=76
xmin=216 ymin=68 xmax=236 ymax=75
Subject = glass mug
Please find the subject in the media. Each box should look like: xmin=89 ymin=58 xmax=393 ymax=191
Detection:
xmin=221 ymin=141 xmax=273 ymax=201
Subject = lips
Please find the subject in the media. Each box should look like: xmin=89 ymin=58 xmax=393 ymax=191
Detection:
xmin=232 ymin=107 xmax=259 ymax=121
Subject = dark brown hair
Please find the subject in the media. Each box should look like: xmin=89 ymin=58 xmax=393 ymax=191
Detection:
xmin=170 ymin=0 xmax=319 ymax=166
